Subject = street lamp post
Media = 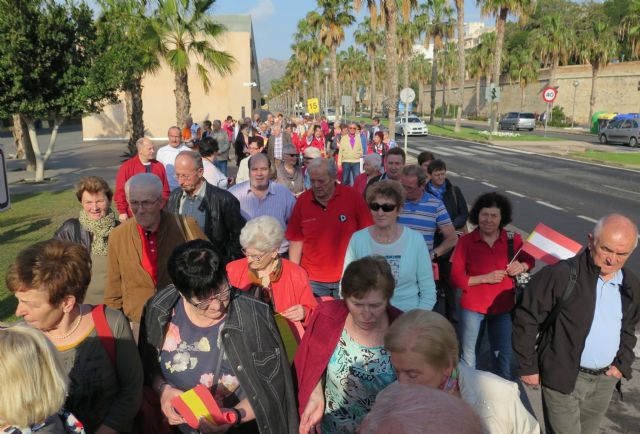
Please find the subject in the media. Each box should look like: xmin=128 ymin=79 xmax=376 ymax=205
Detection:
xmin=323 ymin=66 xmax=330 ymax=115
xmin=571 ymin=80 xmax=579 ymax=129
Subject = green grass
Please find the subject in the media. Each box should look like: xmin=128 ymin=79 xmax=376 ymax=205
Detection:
xmin=570 ymin=150 xmax=640 ymax=167
xmin=0 ymin=190 xmax=78 ymax=322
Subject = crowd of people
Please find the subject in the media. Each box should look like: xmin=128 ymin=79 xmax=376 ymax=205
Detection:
xmin=1 ymin=110 xmax=639 ymax=434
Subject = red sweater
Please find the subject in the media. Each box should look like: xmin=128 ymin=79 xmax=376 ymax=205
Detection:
xmin=114 ymin=157 xmax=171 ymax=215
xmin=293 ymin=300 xmax=402 ymax=416
xmin=450 ymin=228 xmax=535 ymax=315
xmin=226 ymin=258 xmax=318 ymax=326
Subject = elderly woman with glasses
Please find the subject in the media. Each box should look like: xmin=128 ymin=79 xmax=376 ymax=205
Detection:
xmin=226 ymin=216 xmax=317 ymax=326
xmin=275 ymin=143 xmax=304 ymax=196
xmin=138 ymin=240 xmax=298 ymax=434
xmin=343 ymin=180 xmax=436 ymax=311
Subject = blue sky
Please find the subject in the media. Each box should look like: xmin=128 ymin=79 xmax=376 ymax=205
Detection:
xmin=213 ymin=0 xmax=492 ymax=61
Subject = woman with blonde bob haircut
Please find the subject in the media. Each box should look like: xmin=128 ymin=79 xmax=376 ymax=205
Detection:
xmin=385 ymin=310 xmax=540 ymax=434
xmin=0 ymin=325 xmax=84 ymax=433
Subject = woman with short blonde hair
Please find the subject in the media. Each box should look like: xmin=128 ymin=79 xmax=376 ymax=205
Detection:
xmin=0 ymin=325 xmax=83 ymax=433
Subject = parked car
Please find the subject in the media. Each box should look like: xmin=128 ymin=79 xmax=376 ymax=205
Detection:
xmin=324 ymin=107 xmax=337 ymax=123
xmin=395 ymin=116 xmax=428 ymax=136
xmin=598 ymin=118 xmax=639 ymax=147
xmin=498 ymin=112 xmax=536 ymax=131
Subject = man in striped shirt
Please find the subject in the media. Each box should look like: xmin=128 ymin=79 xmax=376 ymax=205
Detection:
xmin=398 ymin=165 xmax=458 ymax=260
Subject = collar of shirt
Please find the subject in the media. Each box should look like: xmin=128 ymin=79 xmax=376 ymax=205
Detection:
xmin=246 ymin=181 xmax=275 ymax=196
xmin=599 ymin=269 xmax=623 ymax=286
xmin=181 ymin=181 xmax=206 ymax=202
xmin=312 ymin=182 xmax=341 ymax=208
xmin=470 ymin=227 xmax=507 ymax=246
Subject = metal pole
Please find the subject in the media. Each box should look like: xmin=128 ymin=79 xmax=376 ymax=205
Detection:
xmin=544 ymin=102 xmax=549 ymax=137
xmin=571 ymin=86 xmax=576 ymax=129
xmin=325 ymin=77 xmax=328 ymax=115
xmin=404 ymin=103 xmax=409 ymax=156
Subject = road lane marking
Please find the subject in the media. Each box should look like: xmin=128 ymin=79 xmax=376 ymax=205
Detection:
xmin=447 ymin=170 xmax=459 ymax=176
xmin=476 ymin=146 xmax=518 ymax=155
xmin=413 ymin=145 xmax=456 ymax=157
xmin=537 ymin=201 xmax=563 ymax=211
xmin=463 ymin=147 xmax=494 ymax=156
xmin=603 ymin=184 xmax=640 ymax=196
xmin=462 ymin=176 xmax=475 ymax=180
xmin=577 ymin=215 xmax=598 ymax=223
xmin=506 ymin=190 xmax=526 ymax=198
xmin=433 ymin=146 xmax=474 ymax=156
xmin=482 ymin=182 xmax=497 ymax=188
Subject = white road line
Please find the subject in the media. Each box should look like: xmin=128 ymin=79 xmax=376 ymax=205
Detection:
xmin=482 ymin=182 xmax=497 ymax=188
xmin=467 ymin=146 xmax=503 ymax=156
xmin=447 ymin=170 xmax=459 ymax=176
xmin=537 ymin=201 xmax=564 ymax=211
xmin=433 ymin=146 xmax=474 ymax=156
xmin=475 ymin=146 xmax=518 ymax=155
xmin=506 ymin=190 xmax=526 ymax=198
xmin=413 ymin=145 xmax=457 ymax=157
xmin=462 ymin=175 xmax=475 ymax=180
xmin=484 ymin=144 xmax=534 ymax=155
xmin=603 ymin=184 xmax=640 ymax=196
xmin=577 ymin=215 xmax=598 ymax=223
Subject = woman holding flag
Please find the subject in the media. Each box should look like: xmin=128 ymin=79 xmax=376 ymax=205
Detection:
xmin=450 ymin=192 xmax=535 ymax=380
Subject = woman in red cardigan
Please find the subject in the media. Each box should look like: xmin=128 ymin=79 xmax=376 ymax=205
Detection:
xmin=450 ymin=192 xmax=535 ymax=381
xmin=294 ymin=256 xmax=402 ymax=434
xmin=226 ymin=215 xmax=317 ymax=326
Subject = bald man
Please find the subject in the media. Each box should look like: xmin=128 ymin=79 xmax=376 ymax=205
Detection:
xmin=513 ymin=214 xmax=639 ymax=434
xmin=114 ymin=137 xmax=170 ymax=222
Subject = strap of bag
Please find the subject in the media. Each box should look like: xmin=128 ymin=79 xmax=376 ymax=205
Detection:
xmin=507 ymin=231 xmax=515 ymax=261
xmin=92 ymin=304 xmax=116 ymax=367
xmin=539 ymin=262 xmax=578 ymax=336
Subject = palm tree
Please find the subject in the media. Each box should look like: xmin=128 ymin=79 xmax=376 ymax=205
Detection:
xmin=338 ymin=47 xmax=368 ymax=116
xmin=410 ymin=54 xmax=431 ymax=115
xmin=144 ymin=0 xmax=235 ymax=127
xmin=578 ymin=20 xmax=618 ymax=122
xmin=479 ymin=0 xmax=536 ymax=132
xmin=354 ymin=0 xmax=418 ymax=137
xmin=507 ymin=49 xmax=537 ymax=111
xmin=355 ymin=18 xmax=384 ymax=117
xmin=97 ymin=0 xmax=159 ymax=154
xmin=453 ymin=0 xmax=465 ymax=132
xmin=619 ymin=0 xmax=640 ymax=60
xmin=295 ymin=12 xmax=326 ymax=101
xmin=397 ymin=21 xmax=419 ymax=90
xmin=312 ymin=0 xmax=355 ymax=112
xmin=530 ymin=13 xmax=573 ymax=88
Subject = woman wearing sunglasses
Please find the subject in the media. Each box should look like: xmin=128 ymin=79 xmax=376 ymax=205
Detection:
xmin=138 ymin=240 xmax=298 ymax=434
xmin=343 ymin=180 xmax=436 ymax=311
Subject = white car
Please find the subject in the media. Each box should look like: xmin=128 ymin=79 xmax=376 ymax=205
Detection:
xmin=395 ymin=115 xmax=428 ymax=136
xmin=324 ymin=108 xmax=337 ymax=123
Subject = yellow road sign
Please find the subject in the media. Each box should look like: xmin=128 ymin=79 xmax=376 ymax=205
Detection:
xmin=307 ymin=98 xmax=320 ymax=114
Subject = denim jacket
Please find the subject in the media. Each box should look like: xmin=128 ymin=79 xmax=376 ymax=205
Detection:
xmin=138 ymin=285 xmax=299 ymax=434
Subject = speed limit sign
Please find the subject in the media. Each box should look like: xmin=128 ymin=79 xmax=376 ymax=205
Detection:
xmin=542 ymin=87 xmax=558 ymax=103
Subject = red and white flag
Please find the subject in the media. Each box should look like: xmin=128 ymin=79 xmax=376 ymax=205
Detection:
xmin=522 ymin=223 xmax=583 ymax=265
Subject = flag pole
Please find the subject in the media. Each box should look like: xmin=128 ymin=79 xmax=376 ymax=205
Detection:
xmin=507 ymin=246 xmax=523 ymax=268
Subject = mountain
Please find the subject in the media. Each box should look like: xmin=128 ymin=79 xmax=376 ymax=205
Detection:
xmin=258 ymin=58 xmax=288 ymax=94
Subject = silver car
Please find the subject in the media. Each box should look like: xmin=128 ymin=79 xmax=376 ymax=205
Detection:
xmin=498 ymin=112 xmax=536 ymax=131
xmin=598 ymin=119 xmax=640 ymax=147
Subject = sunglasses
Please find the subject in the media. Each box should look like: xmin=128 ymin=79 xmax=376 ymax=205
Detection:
xmin=285 ymin=153 xmax=298 ymax=157
xmin=369 ymin=202 xmax=397 ymax=212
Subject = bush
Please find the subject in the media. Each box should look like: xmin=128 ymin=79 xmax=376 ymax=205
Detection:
xmin=434 ymin=105 xmax=456 ymax=118
xmin=549 ymin=106 xmax=568 ymax=127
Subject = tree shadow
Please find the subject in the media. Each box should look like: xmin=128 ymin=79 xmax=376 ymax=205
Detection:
xmin=0 ymin=296 xmax=17 ymax=324
xmin=0 ymin=217 xmax=51 ymax=244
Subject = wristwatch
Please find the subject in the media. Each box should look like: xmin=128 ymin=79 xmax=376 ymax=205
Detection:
xmin=231 ymin=408 xmax=242 ymax=426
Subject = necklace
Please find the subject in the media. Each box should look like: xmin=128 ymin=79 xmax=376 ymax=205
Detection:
xmin=46 ymin=305 xmax=83 ymax=340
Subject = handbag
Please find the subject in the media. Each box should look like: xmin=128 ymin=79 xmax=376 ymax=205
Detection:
xmin=507 ymin=231 xmax=531 ymax=306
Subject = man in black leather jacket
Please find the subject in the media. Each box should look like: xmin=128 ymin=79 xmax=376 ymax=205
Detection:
xmin=166 ymin=151 xmax=245 ymax=262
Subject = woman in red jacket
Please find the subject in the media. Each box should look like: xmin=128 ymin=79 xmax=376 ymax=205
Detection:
xmin=294 ymin=256 xmax=401 ymax=434
xmin=450 ymin=192 xmax=534 ymax=380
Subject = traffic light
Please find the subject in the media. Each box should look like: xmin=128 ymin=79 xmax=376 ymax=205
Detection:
xmin=491 ymin=88 xmax=497 ymax=100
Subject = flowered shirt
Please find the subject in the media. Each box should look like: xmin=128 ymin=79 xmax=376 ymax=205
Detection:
xmin=321 ymin=330 xmax=396 ymax=434
xmin=2 ymin=410 xmax=84 ymax=434
xmin=160 ymin=299 xmax=245 ymax=409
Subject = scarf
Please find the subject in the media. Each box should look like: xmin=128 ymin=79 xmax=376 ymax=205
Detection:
xmin=248 ymin=256 xmax=283 ymax=307
xmin=78 ymin=209 xmax=116 ymax=256
xmin=427 ymin=181 xmax=447 ymax=201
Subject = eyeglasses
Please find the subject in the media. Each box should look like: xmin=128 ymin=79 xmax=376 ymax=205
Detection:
xmin=401 ymin=183 xmax=421 ymax=192
xmin=174 ymin=173 xmax=198 ymax=181
xmin=369 ymin=202 xmax=397 ymax=212
xmin=285 ymin=153 xmax=298 ymax=157
xmin=187 ymin=284 xmax=232 ymax=310
xmin=242 ymin=248 xmax=270 ymax=261
xmin=129 ymin=198 xmax=159 ymax=210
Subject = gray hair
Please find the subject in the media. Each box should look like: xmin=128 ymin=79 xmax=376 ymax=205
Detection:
xmin=303 ymin=147 xmax=322 ymax=158
xmin=177 ymin=150 xmax=203 ymax=170
xmin=401 ymin=165 xmax=427 ymax=186
xmin=248 ymin=152 xmax=271 ymax=170
xmin=136 ymin=137 xmax=152 ymax=150
xmin=125 ymin=173 xmax=163 ymax=199
xmin=307 ymin=157 xmax=337 ymax=178
xmin=363 ymin=153 xmax=382 ymax=170
xmin=212 ymin=120 xmax=221 ymax=128
xmin=239 ymin=216 xmax=284 ymax=252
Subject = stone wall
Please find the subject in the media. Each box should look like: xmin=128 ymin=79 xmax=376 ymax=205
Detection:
xmin=420 ymin=61 xmax=640 ymax=125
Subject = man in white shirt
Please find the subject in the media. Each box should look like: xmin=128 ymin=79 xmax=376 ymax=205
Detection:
xmin=156 ymin=126 xmax=190 ymax=191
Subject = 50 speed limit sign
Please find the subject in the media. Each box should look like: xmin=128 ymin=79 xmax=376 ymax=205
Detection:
xmin=542 ymin=87 xmax=558 ymax=103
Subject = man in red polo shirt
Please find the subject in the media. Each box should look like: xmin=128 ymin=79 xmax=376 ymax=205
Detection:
xmin=286 ymin=157 xmax=373 ymax=298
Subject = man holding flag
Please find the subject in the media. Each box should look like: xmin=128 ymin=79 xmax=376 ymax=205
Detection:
xmin=513 ymin=214 xmax=640 ymax=434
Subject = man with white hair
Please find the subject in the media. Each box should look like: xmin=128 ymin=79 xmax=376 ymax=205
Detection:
xmin=286 ymin=157 xmax=373 ymax=298
xmin=165 ymin=151 xmax=245 ymax=262
xmin=513 ymin=214 xmax=640 ymax=434
xmin=105 ymin=173 xmax=205 ymax=335
xmin=114 ymin=137 xmax=170 ymax=222
xmin=267 ymin=123 xmax=292 ymax=167
xmin=156 ymin=126 xmax=190 ymax=190
xmin=229 ymin=153 xmax=296 ymax=255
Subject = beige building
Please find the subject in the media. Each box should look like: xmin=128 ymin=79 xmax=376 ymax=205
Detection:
xmin=82 ymin=15 xmax=261 ymax=141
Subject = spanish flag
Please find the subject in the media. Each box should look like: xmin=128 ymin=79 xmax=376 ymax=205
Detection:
xmin=171 ymin=384 xmax=238 ymax=429
xmin=274 ymin=313 xmax=304 ymax=364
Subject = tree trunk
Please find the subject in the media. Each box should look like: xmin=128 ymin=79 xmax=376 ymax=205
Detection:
xmin=403 ymin=59 xmax=410 ymax=89
xmin=24 ymin=116 xmax=45 ymax=182
xmin=589 ymin=63 xmax=599 ymax=124
xmin=12 ymin=114 xmax=36 ymax=170
xmin=385 ymin=0 xmax=399 ymax=138
xmin=549 ymin=57 xmax=559 ymax=88
xmin=418 ymin=80 xmax=425 ymax=115
xmin=475 ymin=76 xmax=481 ymax=117
xmin=490 ymin=9 xmax=508 ymax=132
xmin=370 ymin=52 xmax=376 ymax=118
xmin=125 ymin=78 xmax=145 ymax=155
xmin=174 ymin=71 xmax=190 ymax=128
xmin=313 ymin=68 xmax=321 ymax=101
xmin=330 ymin=45 xmax=339 ymax=111
xmin=430 ymin=46 xmax=439 ymax=124
xmin=454 ymin=0 xmax=465 ymax=132
xmin=520 ymin=84 xmax=526 ymax=112
xmin=351 ymin=80 xmax=357 ymax=118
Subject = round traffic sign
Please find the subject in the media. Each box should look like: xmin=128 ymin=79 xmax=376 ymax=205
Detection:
xmin=542 ymin=87 xmax=557 ymax=103
xmin=400 ymin=87 xmax=415 ymax=103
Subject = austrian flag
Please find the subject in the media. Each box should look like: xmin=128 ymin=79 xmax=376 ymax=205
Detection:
xmin=522 ymin=223 xmax=583 ymax=265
